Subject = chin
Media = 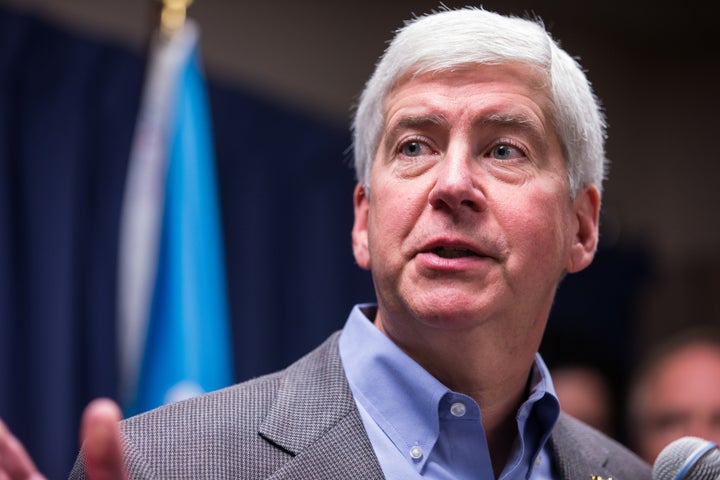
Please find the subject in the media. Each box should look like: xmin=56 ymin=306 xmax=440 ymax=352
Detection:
xmin=411 ymin=299 xmax=495 ymax=331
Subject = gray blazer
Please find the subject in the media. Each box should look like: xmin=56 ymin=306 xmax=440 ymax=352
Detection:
xmin=71 ymin=332 xmax=650 ymax=479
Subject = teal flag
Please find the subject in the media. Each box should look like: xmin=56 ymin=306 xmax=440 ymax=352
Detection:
xmin=117 ymin=20 xmax=233 ymax=416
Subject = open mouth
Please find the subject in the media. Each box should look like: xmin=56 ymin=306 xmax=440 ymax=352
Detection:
xmin=432 ymin=246 xmax=479 ymax=259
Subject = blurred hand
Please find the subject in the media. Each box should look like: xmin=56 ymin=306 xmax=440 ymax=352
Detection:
xmin=79 ymin=398 xmax=127 ymax=480
xmin=0 ymin=417 xmax=46 ymax=479
xmin=0 ymin=398 xmax=127 ymax=480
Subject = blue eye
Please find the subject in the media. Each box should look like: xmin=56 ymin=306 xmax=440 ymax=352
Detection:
xmin=401 ymin=141 xmax=424 ymax=157
xmin=491 ymin=143 xmax=521 ymax=160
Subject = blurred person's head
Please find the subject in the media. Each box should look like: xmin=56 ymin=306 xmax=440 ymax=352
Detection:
xmin=552 ymin=365 xmax=614 ymax=436
xmin=628 ymin=328 xmax=720 ymax=463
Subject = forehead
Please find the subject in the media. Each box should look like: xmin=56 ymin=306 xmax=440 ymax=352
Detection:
xmin=377 ymin=63 xmax=560 ymax=163
xmin=382 ymin=63 xmax=554 ymax=130
xmin=642 ymin=344 xmax=720 ymax=404
xmin=656 ymin=344 xmax=720 ymax=378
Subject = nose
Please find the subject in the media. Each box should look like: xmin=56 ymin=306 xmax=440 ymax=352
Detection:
xmin=428 ymin=148 xmax=486 ymax=213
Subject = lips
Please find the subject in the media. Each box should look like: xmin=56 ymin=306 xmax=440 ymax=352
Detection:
xmin=420 ymin=238 xmax=491 ymax=260
xmin=414 ymin=239 xmax=496 ymax=272
xmin=432 ymin=246 xmax=479 ymax=259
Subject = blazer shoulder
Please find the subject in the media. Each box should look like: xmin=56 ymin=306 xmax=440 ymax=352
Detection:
xmin=72 ymin=332 xmax=352 ymax=479
xmin=122 ymin=330 xmax=345 ymax=428
xmin=551 ymin=413 xmax=651 ymax=480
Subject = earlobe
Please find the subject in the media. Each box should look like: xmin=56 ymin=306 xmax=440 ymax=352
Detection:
xmin=351 ymin=183 xmax=371 ymax=270
xmin=566 ymin=184 xmax=601 ymax=273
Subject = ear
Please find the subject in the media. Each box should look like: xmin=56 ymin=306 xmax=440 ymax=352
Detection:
xmin=566 ymin=184 xmax=601 ymax=273
xmin=351 ymin=183 xmax=371 ymax=270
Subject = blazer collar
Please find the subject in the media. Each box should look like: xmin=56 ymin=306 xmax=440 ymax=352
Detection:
xmin=257 ymin=333 xmax=621 ymax=480
xmin=259 ymin=332 xmax=385 ymax=479
xmin=551 ymin=413 xmax=612 ymax=479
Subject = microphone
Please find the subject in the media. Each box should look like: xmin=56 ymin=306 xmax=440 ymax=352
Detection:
xmin=652 ymin=436 xmax=720 ymax=480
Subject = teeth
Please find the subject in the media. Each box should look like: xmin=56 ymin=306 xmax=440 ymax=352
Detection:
xmin=433 ymin=247 xmax=475 ymax=258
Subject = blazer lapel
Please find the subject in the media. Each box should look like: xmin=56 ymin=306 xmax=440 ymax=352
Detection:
xmin=259 ymin=332 xmax=385 ymax=479
xmin=551 ymin=413 xmax=612 ymax=480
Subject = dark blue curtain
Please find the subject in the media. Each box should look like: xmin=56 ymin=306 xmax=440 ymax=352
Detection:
xmin=0 ymin=6 xmax=373 ymax=478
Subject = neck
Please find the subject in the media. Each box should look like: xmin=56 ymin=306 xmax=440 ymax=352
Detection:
xmin=374 ymin=311 xmax=542 ymax=474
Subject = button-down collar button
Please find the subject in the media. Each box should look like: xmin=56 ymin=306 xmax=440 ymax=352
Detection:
xmin=409 ymin=445 xmax=424 ymax=460
xmin=450 ymin=401 xmax=467 ymax=417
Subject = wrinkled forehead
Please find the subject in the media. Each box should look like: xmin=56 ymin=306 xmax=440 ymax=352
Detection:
xmin=381 ymin=61 xmax=555 ymax=126
xmin=387 ymin=60 xmax=550 ymax=89
xmin=388 ymin=61 xmax=549 ymax=97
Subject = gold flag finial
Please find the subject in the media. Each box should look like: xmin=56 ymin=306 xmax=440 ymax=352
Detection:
xmin=160 ymin=0 xmax=193 ymax=38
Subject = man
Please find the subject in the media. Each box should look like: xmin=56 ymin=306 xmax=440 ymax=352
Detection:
xmin=0 ymin=7 xmax=650 ymax=479
xmin=628 ymin=328 xmax=720 ymax=464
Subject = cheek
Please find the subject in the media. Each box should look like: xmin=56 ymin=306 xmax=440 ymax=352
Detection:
xmin=366 ymin=187 xmax=431 ymax=279
xmin=366 ymin=196 xmax=404 ymax=263
xmin=369 ymin=182 xmax=424 ymax=234
xmin=498 ymin=189 xmax=573 ymax=272
xmin=368 ymin=203 xmax=412 ymax=252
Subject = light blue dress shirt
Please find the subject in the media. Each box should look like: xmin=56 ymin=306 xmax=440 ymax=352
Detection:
xmin=339 ymin=304 xmax=561 ymax=480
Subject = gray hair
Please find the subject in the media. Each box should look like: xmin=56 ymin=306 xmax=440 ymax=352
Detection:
xmin=352 ymin=7 xmax=607 ymax=198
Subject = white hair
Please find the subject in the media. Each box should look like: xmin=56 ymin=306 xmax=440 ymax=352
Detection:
xmin=352 ymin=7 xmax=607 ymax=198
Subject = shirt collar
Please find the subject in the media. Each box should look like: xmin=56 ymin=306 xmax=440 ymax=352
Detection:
xmin=507 ymin=352 xmax=560 ymax=478
xmin=340 ymin=304 xmax=448 ymax=470
xmin=339 ymin=304 xmax=560 ymax=477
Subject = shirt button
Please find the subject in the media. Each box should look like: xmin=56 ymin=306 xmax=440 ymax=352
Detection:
xmin=409 ymin=445 xmax=424 ymax=460
xmin=450 ymin=401 xmax=467 ymax=417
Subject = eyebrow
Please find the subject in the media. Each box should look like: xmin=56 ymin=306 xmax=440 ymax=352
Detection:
xmin=474 ymin=112 xmax=548 ymax=147
xmin=385 ymin=114 xmax=449 ymax=139
xmin=384 ymin=111 xmax=549 ymax=150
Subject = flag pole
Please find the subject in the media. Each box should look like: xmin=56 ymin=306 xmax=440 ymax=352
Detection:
xmin=160 ymin=0 xmax=193 ymax=38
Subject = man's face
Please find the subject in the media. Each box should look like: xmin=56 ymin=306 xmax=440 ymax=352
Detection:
xmin=633 ymin=344 xmax=720 ymax=463
xmin=352 ymin=64 xmax=599 ymax=349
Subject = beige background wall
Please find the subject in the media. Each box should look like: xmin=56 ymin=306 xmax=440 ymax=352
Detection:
xmin=2 ymin=0 xmax=718 ymax=347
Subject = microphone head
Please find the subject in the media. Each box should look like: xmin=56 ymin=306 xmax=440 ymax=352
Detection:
xmin=652 ymin=436 xmax=720 ymax=480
